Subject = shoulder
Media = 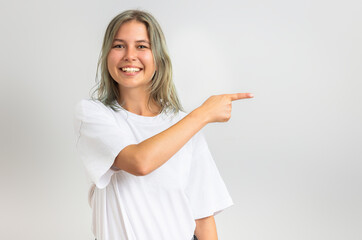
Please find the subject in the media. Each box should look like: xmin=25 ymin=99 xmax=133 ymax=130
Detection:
xmin=74 ymin=99 xmax=115 ymax=121
xmin=75 ymin=99 xmax=107 ymax=112
xmin=177 ymin=110 xmax=188 ymax=119
xmin=166 ymin=109 xmax=189 ymax=124
xmin=175 ymin=108 xmax=196 ymax=120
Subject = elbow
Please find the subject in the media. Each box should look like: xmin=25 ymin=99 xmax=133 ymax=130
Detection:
xmin=114 ymin=144 xmax=150 ymax=176
xmin=133 ymin=151 xmax=151 ymax=176
xmin=136 ymin=167 xmax=149 ymax=176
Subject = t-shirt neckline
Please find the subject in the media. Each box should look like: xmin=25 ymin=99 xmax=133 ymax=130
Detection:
xmin=114 ymin=100 xmax=165 ymax=123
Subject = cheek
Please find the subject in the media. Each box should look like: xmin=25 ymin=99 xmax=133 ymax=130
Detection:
xmin=106 ymin=53 xmax=120 ymax=79
xmin=140 ymin=52 xmax=155 ymax=67
xmin=107 ymin=52 xmax=118 ymax=67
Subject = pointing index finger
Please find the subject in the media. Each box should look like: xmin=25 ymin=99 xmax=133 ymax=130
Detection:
xmin=229 ymin=93 xmax=254 ymax=101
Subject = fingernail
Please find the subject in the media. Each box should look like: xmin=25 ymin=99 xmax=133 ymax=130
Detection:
xmin=249 ymin=93 xmax=254 ymax=97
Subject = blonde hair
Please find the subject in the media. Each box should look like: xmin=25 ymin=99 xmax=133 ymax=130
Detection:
xmin=90 ymin=9 xmax=184 ymax=116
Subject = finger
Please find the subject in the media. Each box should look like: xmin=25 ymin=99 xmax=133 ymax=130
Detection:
xmin=228 ymin=93 xmax=254 ymax=101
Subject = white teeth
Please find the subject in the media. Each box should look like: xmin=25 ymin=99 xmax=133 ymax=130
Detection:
xmin=121 ymin=67 xmax=141 ymax=72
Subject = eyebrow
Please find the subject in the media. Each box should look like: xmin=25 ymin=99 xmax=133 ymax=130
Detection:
xmin=113 ymin=39 xmax=150 ymax=44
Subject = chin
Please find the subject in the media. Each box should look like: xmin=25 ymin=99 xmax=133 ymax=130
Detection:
xmin=117 ymin=81 xmax=150 ymax=90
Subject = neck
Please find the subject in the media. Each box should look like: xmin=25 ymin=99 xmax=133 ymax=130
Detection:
xmin=118 ymin=88 xmax=161 ymax=116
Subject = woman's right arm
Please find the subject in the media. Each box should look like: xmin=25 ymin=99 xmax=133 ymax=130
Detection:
xmin=114 ymin=93 xmax=253 ymax=176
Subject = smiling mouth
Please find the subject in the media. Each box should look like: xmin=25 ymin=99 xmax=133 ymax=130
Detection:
xmin=120 ymin=67 xmax=142 ymax=73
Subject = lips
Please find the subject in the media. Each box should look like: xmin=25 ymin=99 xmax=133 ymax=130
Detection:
xmin=120 ymin=65 xmax=143 ymax=73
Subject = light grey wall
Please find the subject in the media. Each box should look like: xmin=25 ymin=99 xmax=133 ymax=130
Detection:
xmin=1 ymin=0 xmax=361 ymax=239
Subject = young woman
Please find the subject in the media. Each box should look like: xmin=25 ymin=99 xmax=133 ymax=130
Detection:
xmin=74 ymin=9 xmax=253 ymax=240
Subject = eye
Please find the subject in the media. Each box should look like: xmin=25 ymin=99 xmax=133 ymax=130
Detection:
xmin=113 ymin=44 xmax=124 ymax=48
xmin=137 ymin=45 xmax=148 ymax=49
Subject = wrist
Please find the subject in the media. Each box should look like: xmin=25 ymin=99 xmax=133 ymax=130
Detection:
xmin=189 ymin=107 xmax=209 ymax=126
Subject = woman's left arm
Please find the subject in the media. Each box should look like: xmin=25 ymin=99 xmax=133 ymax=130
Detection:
xmin=194 ymin=215 xmax=218 ymax=240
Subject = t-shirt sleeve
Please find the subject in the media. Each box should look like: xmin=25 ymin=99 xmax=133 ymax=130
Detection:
xmin=73 ymin=99 xmax=137 ymax=189
xmin=185 ymin=130 xmax=234 ymax=220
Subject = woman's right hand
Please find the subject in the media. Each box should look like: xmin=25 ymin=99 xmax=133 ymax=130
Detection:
xmin=197 ymin=93 xmax=254 ymax=123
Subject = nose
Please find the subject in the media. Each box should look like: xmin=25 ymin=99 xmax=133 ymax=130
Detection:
xmin=123 ymin=47 xmax=136 ymax=62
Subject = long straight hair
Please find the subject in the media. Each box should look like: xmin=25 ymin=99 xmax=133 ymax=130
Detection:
xmin=90 ymin=9 xmax=184 ymax=116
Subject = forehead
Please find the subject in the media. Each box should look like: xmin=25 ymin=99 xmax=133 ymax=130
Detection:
xmin=114 ymin=20 xmax=149 ymax=40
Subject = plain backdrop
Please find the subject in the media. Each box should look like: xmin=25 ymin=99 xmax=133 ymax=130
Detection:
xmin=0 ymin=0 xmax=361 ymax=239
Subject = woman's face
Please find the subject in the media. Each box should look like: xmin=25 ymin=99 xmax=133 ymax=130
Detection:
xmin=107 ymin=20 xmax=156 ymax=92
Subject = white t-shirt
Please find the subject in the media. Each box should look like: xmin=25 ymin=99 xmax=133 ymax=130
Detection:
xmin=73 ymin=99 xmax=234 ymax=240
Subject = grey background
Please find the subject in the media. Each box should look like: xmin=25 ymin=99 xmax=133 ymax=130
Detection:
xmin=1 ymin=0 xmax=361 ymax=239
